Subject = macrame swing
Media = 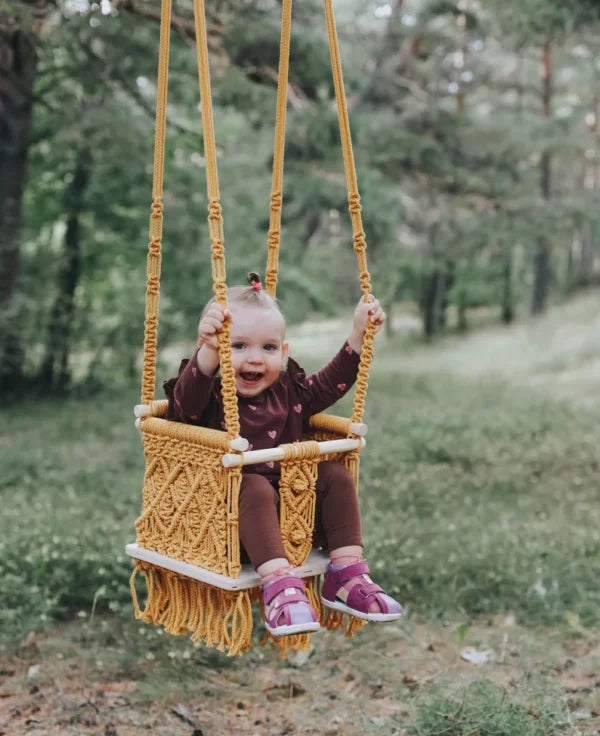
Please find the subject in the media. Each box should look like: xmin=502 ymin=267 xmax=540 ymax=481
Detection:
xmin=126 ymin=0 xmax=378 ymax=656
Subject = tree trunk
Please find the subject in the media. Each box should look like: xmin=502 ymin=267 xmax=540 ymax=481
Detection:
xmin=531 ymin=37 xmax=552 ymax=315
xmin=422 ymin=270 xmax=437 ymax=338
xmin=457 ymin=298 xmax=467 ymax=331
xmin=0 ymin=22 xmax=38 ymax=392
xmin=38 ymin=148 xmax=91 ymax=391
xmin=531 ymin=235 xmax=550 ymax=315
xmin=579 ymin=222 xmax=595 ymax=287
xmin=501 ymin=246 xmax=514 ymax=324
xmin=422 ymin=268 xmax=448 ymax=338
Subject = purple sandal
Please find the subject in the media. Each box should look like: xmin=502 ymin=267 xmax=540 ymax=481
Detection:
xmin=263 ymin=576 xmax=321 ymax=636
xmin=321 ymin=561 xmax=403 ymax=622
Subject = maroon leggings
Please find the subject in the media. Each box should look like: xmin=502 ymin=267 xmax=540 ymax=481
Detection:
xmin=239 ymin=460 xmax=363 ymax=569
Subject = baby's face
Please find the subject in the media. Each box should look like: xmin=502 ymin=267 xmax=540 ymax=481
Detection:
xmin=228 ymin=303 xmax=288 ymax=398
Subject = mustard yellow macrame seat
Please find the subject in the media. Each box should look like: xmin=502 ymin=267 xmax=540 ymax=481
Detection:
xmin=128 ymin=405 xmax=367 ymax=655
xmin=127 ymin=0 xmax=377 ymax=657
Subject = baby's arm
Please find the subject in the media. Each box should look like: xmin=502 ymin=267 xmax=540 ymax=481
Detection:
xmin=196 ymin=303 xmax=231 ymax=376
xmin=297 ymin=295 xmax=386 ymax=417
xmin=347 ymin=296 xmax=386 ymax=353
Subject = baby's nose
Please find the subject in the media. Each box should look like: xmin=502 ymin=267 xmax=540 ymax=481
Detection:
xmin=246 ymin=348 xmax=263 ymax=363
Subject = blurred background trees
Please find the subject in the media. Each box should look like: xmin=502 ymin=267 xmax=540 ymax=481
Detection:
xmin=2 ymin=0 xmax=600 ymax=394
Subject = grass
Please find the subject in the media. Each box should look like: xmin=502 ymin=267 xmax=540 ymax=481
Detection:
xmin=0 ymin=391 xmax=143 ymax=636
xmin=2 ymin=362 xmax=599 ymax=638
xmin=412 ymin=680 xmax=568 ymax=736
xmin=2 ymin=293 xmax=600 ymax=733
xmin=361 ymin=372 xmax=600 ymax=625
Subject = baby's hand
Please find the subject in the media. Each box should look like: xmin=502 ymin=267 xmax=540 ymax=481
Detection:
xmin=198 ymin=303 xmax=231 ymax=351
xmin=348 ymin=295 xmax=386 ymax=353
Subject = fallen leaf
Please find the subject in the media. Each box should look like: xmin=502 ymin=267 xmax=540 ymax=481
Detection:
xmin=170 ymin=702 xmax=196 ymax=726
xmin=264 ymin=682 xmax=306 ymax=701
xmin=402 ymin=674 xmax=420 ymax=689
xmin=527 ymin=705 xmax=540 ymax=718
xmin=26 ymin=665 xmax=41 ymax=681
xmin=460 ymin=647 xmax=495 ymax=665
xmin=565 ymin=610 xmax=591 ymax=638
xmin=456 ymin=622 xmax=471 ymax=644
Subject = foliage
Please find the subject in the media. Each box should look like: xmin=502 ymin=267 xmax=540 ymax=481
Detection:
xmin=413 ymin=680 xmax=566 ymax=736
xmin=3 ymin=0 xmax=600 ymax=392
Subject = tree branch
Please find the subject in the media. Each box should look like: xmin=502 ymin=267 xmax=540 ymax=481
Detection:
xmin=112 ymin=0 xmax=224 ymax=49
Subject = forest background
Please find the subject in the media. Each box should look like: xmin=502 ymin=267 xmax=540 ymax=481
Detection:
xmin=3 ymin=0 xmax=600 ymax=394
xmin=2 ymin=1 xmax=600 ymax=734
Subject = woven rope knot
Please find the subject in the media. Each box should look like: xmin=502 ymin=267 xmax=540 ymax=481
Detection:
xmin=147 ymin=276 xmax=160 ymax=295
xmin=270 ymin=191 xmax=282 ymax=210
xmin=151 ymin=200 xmax=164 ymax=216
xmin=267 ymin=230 xmax=280 ymax=247
xmin=213 ymin=283 xmax=228 ymax=308
xmin=353 ymin=231 xmax=366 ymax=251
xmin=211 ymin=240 xmax=225 ymax=259
xmin=349 ymin=193 xmax=362 ymax=214
xmin=290 ymin=529 xmax=306 ymax=544
xmin=291 ymin=477 xmax=309 ymax=495
xmin=208 ymin=200 xmax=223 ymax=221
xmin=148 ymin=239 xmax=161 ymax=257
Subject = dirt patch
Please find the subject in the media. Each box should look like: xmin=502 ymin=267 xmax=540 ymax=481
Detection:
xmin=2 ymin=616 xmax=599 ymax=735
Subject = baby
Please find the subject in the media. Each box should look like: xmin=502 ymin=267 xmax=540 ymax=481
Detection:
xmin=164 ymin=272 xmax=402 ymax=636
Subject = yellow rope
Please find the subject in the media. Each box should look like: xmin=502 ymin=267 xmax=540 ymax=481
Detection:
xmin=134 ymin=0 xmax=375 ymax=656
xmin=131 ymin=563 xmax=255 ymax=656
xmin=193 ymin=0 xmax=240 ymax=439
xmin=324 ymin=0 xmax=375 ymax=428
xmin=140 ymin=0 xmax=172 ymax=405
xmin=265 ymin=0 xmax=292 ymax=297
xmin=279 ymin=454 xmax=319 ymax=566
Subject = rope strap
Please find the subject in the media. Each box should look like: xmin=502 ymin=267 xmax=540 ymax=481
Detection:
xmin=193 ymin=0 xmax=240 ymax=439
xmin=265 ymin=0 xmax=293 ymax=297
xmin=324 ymin=0 xmax=375 ymax=428
xmin=140 ymin=0 xmax=172 ymax=405
xmin=141 ymin=0 xmax=375 ymax=430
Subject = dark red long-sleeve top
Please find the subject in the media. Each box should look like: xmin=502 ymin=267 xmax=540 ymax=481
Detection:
xmin=164 ymin=342 xmax=360 ymax=483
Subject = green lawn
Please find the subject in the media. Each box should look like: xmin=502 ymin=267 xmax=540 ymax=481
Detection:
xmin=1 ymin=295 xmax=599 ymax=734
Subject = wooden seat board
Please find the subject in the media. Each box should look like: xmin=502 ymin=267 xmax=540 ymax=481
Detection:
xmin=126 ymin=543 xmax=330 ymax=591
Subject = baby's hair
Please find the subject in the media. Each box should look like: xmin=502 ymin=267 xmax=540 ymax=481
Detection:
xmin=199 ymin=271 xmax=284 ymax=323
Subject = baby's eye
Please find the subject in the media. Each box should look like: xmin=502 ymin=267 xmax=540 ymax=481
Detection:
xmin=231 ymin=342 xmax=245 ymax=350
xmin=263 ymin=344 xmax=278 ymax=351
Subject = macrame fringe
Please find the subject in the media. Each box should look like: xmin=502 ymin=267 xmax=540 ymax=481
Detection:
xmin=130 ymin=565 xmax=366 ymax=657
xmin=321 ymin=608 xmax=367 ymax=637
xmin=130 ymin=562 xmax=254 ymax=656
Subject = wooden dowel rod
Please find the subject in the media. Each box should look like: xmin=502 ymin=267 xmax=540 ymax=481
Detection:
xmin=222 ymin=437 xmax=366 ymax=468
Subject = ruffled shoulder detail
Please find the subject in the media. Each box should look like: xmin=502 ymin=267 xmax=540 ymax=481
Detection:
xmin=285 ymin=356 xmax=307 ymax=386
xmin=163 ymin=358 xmax=190 ymax=398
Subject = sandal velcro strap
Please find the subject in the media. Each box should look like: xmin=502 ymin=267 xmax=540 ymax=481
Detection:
xmin=262 ymin=575 xmax=305 ymax=606
xmin=267 ymin=592 xmax=311 ymax=616
xmin=347 ymin=582 xmax=387 ymax=611
xmin=326 ymin=561 xmax=370 ymax=587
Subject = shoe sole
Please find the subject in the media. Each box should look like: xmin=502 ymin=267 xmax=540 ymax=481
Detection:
xmin=264 ymin=621 xmax=321 ymax=637
xmin=321 ymin=597 xmax=403 ymax=622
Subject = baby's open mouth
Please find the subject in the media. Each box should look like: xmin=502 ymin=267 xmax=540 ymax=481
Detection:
xmin=239 ymin=372 xmax=263 ymax=383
